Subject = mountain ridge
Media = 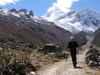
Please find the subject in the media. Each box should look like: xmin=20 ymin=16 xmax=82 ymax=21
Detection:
xmin=0 ymin=6 xmax=72 ymax=47
xmin=0 ymin=6 xmax=100 ymax=47
xmin=43 ymin=7 xmax=100 ymax=34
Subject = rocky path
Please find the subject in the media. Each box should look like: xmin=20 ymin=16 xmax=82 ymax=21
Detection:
xmin=36 ymin=50 xmax=100 ymax=75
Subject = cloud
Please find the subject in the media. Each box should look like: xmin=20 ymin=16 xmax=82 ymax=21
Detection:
xmin=48 ymin=0 xmax=79 ymax=12
xmin=56 ymin=0 xmax=79 ymax=8
xmin=0 ymin=0 xmax=20 ymax=5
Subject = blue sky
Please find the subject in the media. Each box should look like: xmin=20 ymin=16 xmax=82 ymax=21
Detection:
xmin=0 ymin=0 xmax=100 ymax=16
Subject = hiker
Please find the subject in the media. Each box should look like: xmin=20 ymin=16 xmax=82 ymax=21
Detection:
xmin=68 ymin=36 xmax=79 ymax=68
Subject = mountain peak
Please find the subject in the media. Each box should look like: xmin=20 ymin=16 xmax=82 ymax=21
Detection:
xmin=0 ymin=7 xmax=34 ymax=18
xmin=0 ymin=6 xmax=4 ymax=10
xmin=29 ymin=10 xmax=34 ymax=16
xmin=43 ymin=8 xmax=100 ymax=34
xmin=10 ymin=9 xmax=18 ymax=13
xmin=18 ymin=9 xmax=27 ymax=13
xmin=17 ymin=9 xmax=34 ymax=16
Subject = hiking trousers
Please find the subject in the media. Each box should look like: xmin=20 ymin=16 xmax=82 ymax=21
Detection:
xmin=70 ymin=50 xmax=77 ymax=67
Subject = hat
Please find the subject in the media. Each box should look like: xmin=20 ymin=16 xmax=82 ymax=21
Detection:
xmin=70 ymin=36 xmax=74 ymax=40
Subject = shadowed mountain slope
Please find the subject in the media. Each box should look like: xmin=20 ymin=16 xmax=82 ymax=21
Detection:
xmin=92 ymin=28 xmax=100 ymax=47
xmin=0 ymin=8 xmax=72 ymax=47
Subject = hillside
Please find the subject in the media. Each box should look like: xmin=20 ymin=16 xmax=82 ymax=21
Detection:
xmin=0 ymin=7 xmax=72 ymax=47
xmin=74 ymin=31 xmax=87 ymax=46
xmin=92 ymin=28 xmax=100 ymax=47
xmin=0 ymin=6 xmax=100 ymax=47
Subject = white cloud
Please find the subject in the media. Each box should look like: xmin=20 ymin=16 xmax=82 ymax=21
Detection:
xmin=57 ymin=0 xmax=79 ymax=8
xmin=48 ymin=0 xmax=79 ymax=12
xmin=0 ymin=0 xmax=20 ymax=5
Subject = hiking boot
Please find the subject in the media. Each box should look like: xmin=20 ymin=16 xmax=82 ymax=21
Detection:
xmin=73 ymin=64 xmax=77 ymax=68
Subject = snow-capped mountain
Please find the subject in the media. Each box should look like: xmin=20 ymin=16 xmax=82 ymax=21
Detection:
xmin=0 ymin=6 xmax=72 ymax=47
xmin=43 ymin=7 xmax=100 ymax=34
xmin=1 ymin=6 xmax=100 ymax=47
xmin=0 ymin=7 xmax=33 ymax=17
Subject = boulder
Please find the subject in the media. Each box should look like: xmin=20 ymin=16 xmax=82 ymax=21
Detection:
xmin=88 ymin=60 xmax=98 ymax=67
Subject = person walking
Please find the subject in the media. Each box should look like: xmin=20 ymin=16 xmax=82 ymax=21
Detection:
xmin=68 ymin=36 xmax=79 ymax=68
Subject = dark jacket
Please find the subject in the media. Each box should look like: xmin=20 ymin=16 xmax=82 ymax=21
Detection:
xmin=68 ymin=41 xmax=79 ymax=51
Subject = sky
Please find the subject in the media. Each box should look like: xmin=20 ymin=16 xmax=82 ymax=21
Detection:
xmin=0 ymin=0 xmax=100 ymax=16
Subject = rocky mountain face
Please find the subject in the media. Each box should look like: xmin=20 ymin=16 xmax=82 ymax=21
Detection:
xmin=0 ymin=6 xmax=100 ymax=47
xmin=0 ymin=7 xmax=72 ymax=47
xmin=43 ymin=7 xmax=100 ymax=34
xmin=74 ymin=31 xmax=87 ymax=46
xmin=42 ymin=6 xmax=100 ymax=47
xmin=92 ymin=28 xmax=100 ymax=47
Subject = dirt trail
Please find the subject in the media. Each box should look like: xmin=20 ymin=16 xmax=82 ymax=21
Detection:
xmin=36 ymin=50 xmax=100 ymax=75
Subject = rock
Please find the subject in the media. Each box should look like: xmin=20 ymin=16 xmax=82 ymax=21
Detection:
xmin=88 ymin=60 xmax=98 ymax=66
xmin=17 ymin=63 xmax=26 ymax=74
xmin=10 ymin=9 xmax=18 ymax=13
xmin=26 ymin=63 xmax=37 ymax=71
xmin=29 ymin=71 xmax=36 ymax=75
xmin=3 ymin=63 xmax=15 ymax=75
xmin=18 ymin=9 xmax=27 ymax=13
xmin=29 ymin=10 xmax=34 ymax=16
